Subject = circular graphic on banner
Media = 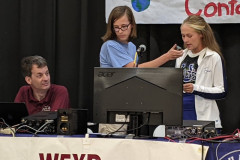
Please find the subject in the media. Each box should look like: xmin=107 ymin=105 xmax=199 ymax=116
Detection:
xmin=216 ymin=143 xmax=240 ymax=160
xmin=131 ymin=0 xmax=150 ymax=12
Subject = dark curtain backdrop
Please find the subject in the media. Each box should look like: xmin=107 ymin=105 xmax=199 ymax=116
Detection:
xmin=0 ymin=0 xmax=239 ymax=134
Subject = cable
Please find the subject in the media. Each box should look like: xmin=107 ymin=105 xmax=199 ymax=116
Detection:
xmin=106 ymin=114 xmax=129 ymax=136
xmin=106 ymin=112 xmax=150 ymax=137
xmin=15 ymin=125 xmax=39 ymax=133
xmin=0 ymin=118 xmax=15 ymax=137
xmin=106 ymin=123 xmax=127 ymax=136
xmin=34 ymin=120 xmax=54 ymax=135
xmin=201 ymin=140 xmax=204 ymax=160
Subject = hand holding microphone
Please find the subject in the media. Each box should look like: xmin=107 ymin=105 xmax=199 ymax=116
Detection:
xmin=134 ymin=44 xmax=184 ymax=68
xmin=166 ymin=44 xmax=183 ymax=60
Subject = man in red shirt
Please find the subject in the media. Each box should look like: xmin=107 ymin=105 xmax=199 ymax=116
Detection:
xmin=14 ymin=55 xmax=70 ymax=115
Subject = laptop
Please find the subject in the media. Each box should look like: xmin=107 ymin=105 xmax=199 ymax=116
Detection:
xmin=0 ymin=102 xmax=29 ymax=126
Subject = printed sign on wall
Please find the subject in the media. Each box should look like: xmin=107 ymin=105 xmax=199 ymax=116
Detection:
xmin=106 ymin=0 xmax=240 ymax=24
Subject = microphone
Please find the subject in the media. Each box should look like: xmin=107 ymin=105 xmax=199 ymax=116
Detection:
xmin=175 ymin=45 xmax=182 ymax=51
xmin=134 ymin=44 xmax=146 ymax=66
xmin=137 ymin=44 xmax=146 ymax=53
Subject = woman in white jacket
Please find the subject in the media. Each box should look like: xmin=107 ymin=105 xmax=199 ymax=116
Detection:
xmin=175 ymin=15 xmax=227 ymax=129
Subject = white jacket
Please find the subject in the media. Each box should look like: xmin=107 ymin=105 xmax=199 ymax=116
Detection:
xmin=175 ymin=48 xmax=227 ymax=128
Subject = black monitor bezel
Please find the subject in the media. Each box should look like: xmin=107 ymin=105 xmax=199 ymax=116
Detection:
xmin=93 ymin=67 xmax=183 ymax=127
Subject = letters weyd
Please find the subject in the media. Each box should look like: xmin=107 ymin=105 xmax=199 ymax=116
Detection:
xmin=39 ymin=153 xmax=101 ymax=160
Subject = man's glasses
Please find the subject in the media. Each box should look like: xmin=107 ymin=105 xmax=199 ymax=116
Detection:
xmin=113 ymin=23 xmax=131 ymax=32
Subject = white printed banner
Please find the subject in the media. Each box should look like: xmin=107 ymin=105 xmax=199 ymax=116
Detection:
xmin=0 ymin=137 xmax=208 ymax=160
xmin=106 ymin=0 xmax=240 ymax=24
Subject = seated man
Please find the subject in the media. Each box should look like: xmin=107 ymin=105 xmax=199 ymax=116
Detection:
xmin=14 ymin=55 xmax=70 ymax=115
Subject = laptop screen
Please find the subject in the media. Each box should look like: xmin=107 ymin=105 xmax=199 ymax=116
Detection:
xmin=0 ymin=102 xmax=29 ymax=126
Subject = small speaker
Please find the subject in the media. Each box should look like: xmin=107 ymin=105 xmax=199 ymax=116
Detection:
xmin=57 ymin=108 xmax=88 ymax=135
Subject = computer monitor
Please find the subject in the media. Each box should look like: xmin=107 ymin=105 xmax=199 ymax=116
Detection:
xmin=93 ymin=67 xmax=183 ymax=136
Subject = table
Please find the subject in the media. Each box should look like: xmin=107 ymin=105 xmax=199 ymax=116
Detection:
xmin=0 ymin=134 xmax=239 ymax=160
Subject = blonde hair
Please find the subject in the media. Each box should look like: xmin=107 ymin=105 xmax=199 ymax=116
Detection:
xmin=181 ymin=15 xmax=223 ymax=59
xmin=101 ymin=6 xmax=137 ymax=42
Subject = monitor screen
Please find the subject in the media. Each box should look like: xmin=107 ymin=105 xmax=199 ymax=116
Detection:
xmin=93 ymin=67 xmax=183 ymax=136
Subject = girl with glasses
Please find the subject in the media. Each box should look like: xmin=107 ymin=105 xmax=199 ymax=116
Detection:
xmin=100 ymin=5 xmax=183 ymax=68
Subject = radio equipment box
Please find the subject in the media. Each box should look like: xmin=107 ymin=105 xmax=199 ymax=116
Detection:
xmin=166 ymin=120 xmax=216 ymax=139
xmin=22 ymin=111 xmax=57 ymax=134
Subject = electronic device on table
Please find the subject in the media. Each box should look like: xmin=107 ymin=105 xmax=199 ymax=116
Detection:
xmin=166 ymin=120 xmax=216 ymax=139
xmin=93 ymin=67 xmax=183 ymax=137
xmin=21 ymin=109 xmax=88 ymax=135
xmin=21 ymin=111 xmax=57 ymax=134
